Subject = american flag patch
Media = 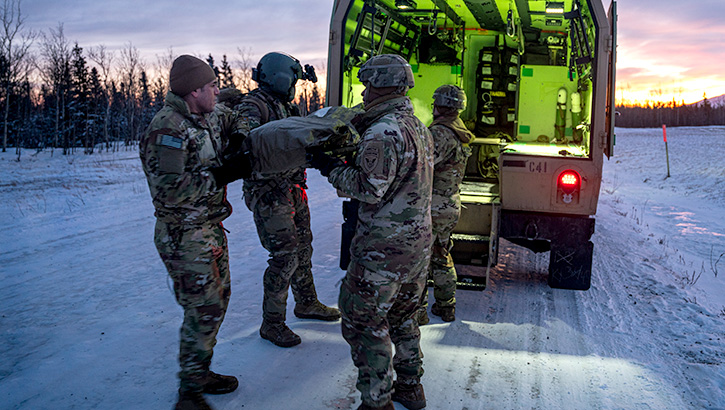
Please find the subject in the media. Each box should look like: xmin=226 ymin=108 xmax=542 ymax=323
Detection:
xmin=159 ymin=134 xmax=183 ymax=149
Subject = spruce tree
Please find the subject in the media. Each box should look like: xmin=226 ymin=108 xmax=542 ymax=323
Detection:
xmin=206 ymin=54 xmax=220 ymax=78
xmin=309 ymin=84 xmax=322 ymax=113
xmin=220 ymin=54 xmax=235 ymax=89
xmin=70 ymin=43 xmax=91 ymax=152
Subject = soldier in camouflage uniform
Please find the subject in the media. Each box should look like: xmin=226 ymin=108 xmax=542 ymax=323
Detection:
xmin=308 ymin=54 xmax=434 ymax=410
xmin=139 ymin=55 xmax=252 ymax=410
xmin=416 ymin=85 xmax=473 ymax=325
xmin=236 ymin=52 xmax=340 ymax=348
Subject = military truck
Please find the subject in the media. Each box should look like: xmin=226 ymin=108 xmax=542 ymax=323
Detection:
xmin=326 ymin=0 xmax=617 ymax=290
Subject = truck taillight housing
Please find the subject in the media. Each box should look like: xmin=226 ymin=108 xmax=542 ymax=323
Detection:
xmin=557 ymin=170 xmax=580 ymax=204
xmin=558 ymin=170 xmax=580 ymax=193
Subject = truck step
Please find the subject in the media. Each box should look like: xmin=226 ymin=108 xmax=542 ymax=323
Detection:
xmin=427 ymin=276 xmax=487 ymax=291
xmin=457 ymin=275 xmax=487 ymax=291
xmin=451 ymin=233 xmax=490 ymax=243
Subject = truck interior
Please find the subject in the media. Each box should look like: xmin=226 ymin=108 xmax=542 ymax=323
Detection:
xmin=329 ymin=0 xmax=615 ymax=290
xmin=335 ymin=0 xmax=603 ymax=153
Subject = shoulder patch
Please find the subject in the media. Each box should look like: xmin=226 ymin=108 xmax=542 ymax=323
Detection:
xmin=361 ymin=140 xmax=385 ymax=176
xmin=157 ymin=146 xmax=186 ymax=174
xmin=158 ymin=134 xmax=183 ymax=149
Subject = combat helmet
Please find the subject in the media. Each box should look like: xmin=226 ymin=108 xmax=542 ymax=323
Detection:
xmin=357 ymin=54 xmax=415 ymax=88
xmin=252 ymin=52 xmax=304 ymax=102
xmin=433 ymin=84 xmax=467 ymax=110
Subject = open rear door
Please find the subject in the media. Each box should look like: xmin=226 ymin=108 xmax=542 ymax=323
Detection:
xmin=604 ymin=0 xmax=617 ymax=158
xmin=326 ymin=0 xmax=352 ymax=107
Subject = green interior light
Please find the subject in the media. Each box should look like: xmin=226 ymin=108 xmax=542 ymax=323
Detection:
xmin=395 ymin=0 xmax=417 ymax=10
xmin=545 ymin=1 xmax=565 ymax=14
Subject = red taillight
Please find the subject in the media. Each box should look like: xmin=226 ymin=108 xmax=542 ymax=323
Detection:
xmin=558 ymin=170 xmax=580 ymax=193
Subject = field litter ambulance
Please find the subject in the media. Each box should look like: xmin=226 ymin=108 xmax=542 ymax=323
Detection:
xmin=326 ymin=0 xmax=617 ymax=290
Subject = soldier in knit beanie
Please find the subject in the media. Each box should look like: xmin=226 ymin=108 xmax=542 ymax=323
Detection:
xmin=141 ymin=51 xmax=250 ymax=410
xmin=169 ymin=55 xmax=217 ymax=97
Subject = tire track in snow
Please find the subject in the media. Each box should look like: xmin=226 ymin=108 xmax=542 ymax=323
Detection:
xmin=587 ymin=197 xmax=724 ymax=409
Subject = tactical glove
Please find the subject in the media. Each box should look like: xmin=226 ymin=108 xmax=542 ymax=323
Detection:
xmin=209 ymin=150 xmax=252 ymax=186
xmin=223 ymin=133 xmax=246 ymax=161
xmin=306 ymin=150 xmax=344 ymax=177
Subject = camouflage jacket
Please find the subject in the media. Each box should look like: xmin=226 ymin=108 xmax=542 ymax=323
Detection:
xmin=234 ymin=87 xmax=305 ymax=186
xmin=139 ymin=91 xmax=246 ymax=225
xmin=328 ymin=96 xmax=434 ymax=278
xmin=429 ymin=114 xmax=473 ymax=220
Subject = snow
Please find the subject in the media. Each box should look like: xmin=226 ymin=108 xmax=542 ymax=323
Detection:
xmin=1 ymin=126 xmax=724 ymax=410
xmin=693 ymin=94 xmax=725 ymax=108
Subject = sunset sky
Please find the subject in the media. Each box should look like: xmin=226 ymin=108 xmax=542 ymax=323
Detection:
xmin=20 ymin=0 xmax=725 ymax=105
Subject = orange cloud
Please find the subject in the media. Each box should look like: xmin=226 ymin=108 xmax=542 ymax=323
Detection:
xmin=615 ymin=0 xmax=725 ymax=105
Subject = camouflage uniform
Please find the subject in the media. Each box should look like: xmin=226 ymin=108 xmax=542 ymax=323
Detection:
xmin=422 ymin=114 xmax=473 ymax=309
xmin=235 ymin=88 xmax=319 ymax=323
xmin=140 ymin=91 xmax=247 ymax=393
xmin=326 ymin=95 xmax=434 ymax=407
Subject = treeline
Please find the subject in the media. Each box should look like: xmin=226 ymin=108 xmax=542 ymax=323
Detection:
xmin=1 ymin=15 xmax=324 ymax=157
xmin=615 ymin=98 xmax=725 ymax=128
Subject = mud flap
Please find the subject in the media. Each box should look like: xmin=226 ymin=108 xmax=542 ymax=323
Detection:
xmin=548 ymin=240 xmax=593 ymax=290
xmin=500 ymin=211 xmax=595 ymax=290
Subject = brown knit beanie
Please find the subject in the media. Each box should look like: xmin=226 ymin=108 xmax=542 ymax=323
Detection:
xmin=169 ymin=55 xmax=217 ymax=97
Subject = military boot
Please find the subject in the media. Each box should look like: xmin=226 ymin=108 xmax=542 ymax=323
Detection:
xmin=391 ymin=381 xmax=426 ymax=410
xmin=175 ymin=390 xmax=213 ymax=410
xmin=357 ymin=401 xmax=395 ymax=410
xmin=415 ymin=308 xmax=430 ymax=326
xmin=260 ymin=320 xmax=301 ymax=347
xmin=294 ymin=300 xmax=341 ymax=321
xmin=202 ymin=371 xmax=238 ymax=394
xmin=431 ymin=303 xmax=455 ymax=322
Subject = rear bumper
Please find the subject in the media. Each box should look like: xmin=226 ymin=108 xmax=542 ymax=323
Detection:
xmin=500 ymin=210 xmax=595 ymax=248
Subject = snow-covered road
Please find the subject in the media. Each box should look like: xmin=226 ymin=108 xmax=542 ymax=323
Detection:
xmin=1 ymin=127 xmax=723 ymax=409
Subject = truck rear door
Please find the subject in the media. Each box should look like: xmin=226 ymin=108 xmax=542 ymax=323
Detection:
xmin=604 ymin=0 xmax=617 ymax=158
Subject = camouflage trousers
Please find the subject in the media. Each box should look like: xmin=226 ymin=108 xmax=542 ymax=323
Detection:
xmin=339 ymin=261 xmax=426 ymax=407
xmin=421 ymin=230 xmax=457 ymax=308
xmin=244 ymin=182 xmax=317 ymax=322
xmin=154 ymin=220 xmax=231 ymax=393
xmin=421 ymin=211 xmax=459 ymax=309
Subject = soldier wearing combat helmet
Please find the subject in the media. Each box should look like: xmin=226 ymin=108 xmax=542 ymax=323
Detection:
xmin=308 ymin=53 xmax=434 ymax=410
xmin=234 ymin=52 xmax=340 ymax=349
xmin=140 ymin=54 xmax=251 ymax=410
xmin=416 ymin=84 xmax=473 ymax=325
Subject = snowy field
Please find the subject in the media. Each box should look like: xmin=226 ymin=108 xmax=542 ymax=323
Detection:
xmin=1 ymin=126 xmax=724 ymax=410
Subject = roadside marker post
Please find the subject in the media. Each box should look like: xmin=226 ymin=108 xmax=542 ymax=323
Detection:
xmin=663 ymin=124 xmax=671 ymax=178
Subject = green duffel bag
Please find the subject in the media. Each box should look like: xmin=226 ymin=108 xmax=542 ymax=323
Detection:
xmin=243 ymin=105 xmax=363 ymax=174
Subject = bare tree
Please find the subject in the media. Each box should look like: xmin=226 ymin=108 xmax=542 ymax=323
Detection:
xmin=1 ymin=0 xmax=36 ymax=152
xmin=88 ymin=44 xmax=114 ymax=152
xmin=118 ymin=42 xmax=142 ymax=147
xmin=37 ymin=22 xmax=70 ymax=153
xmin=14 ymin=50 xmax=33 ymax=159
xmin=236 ymin=46 xmax=256 ymax=93
xmin=295 ymin=80 xmax=323 ymax=116
xmin=150 ymin=46 xmax=173 ymax=101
